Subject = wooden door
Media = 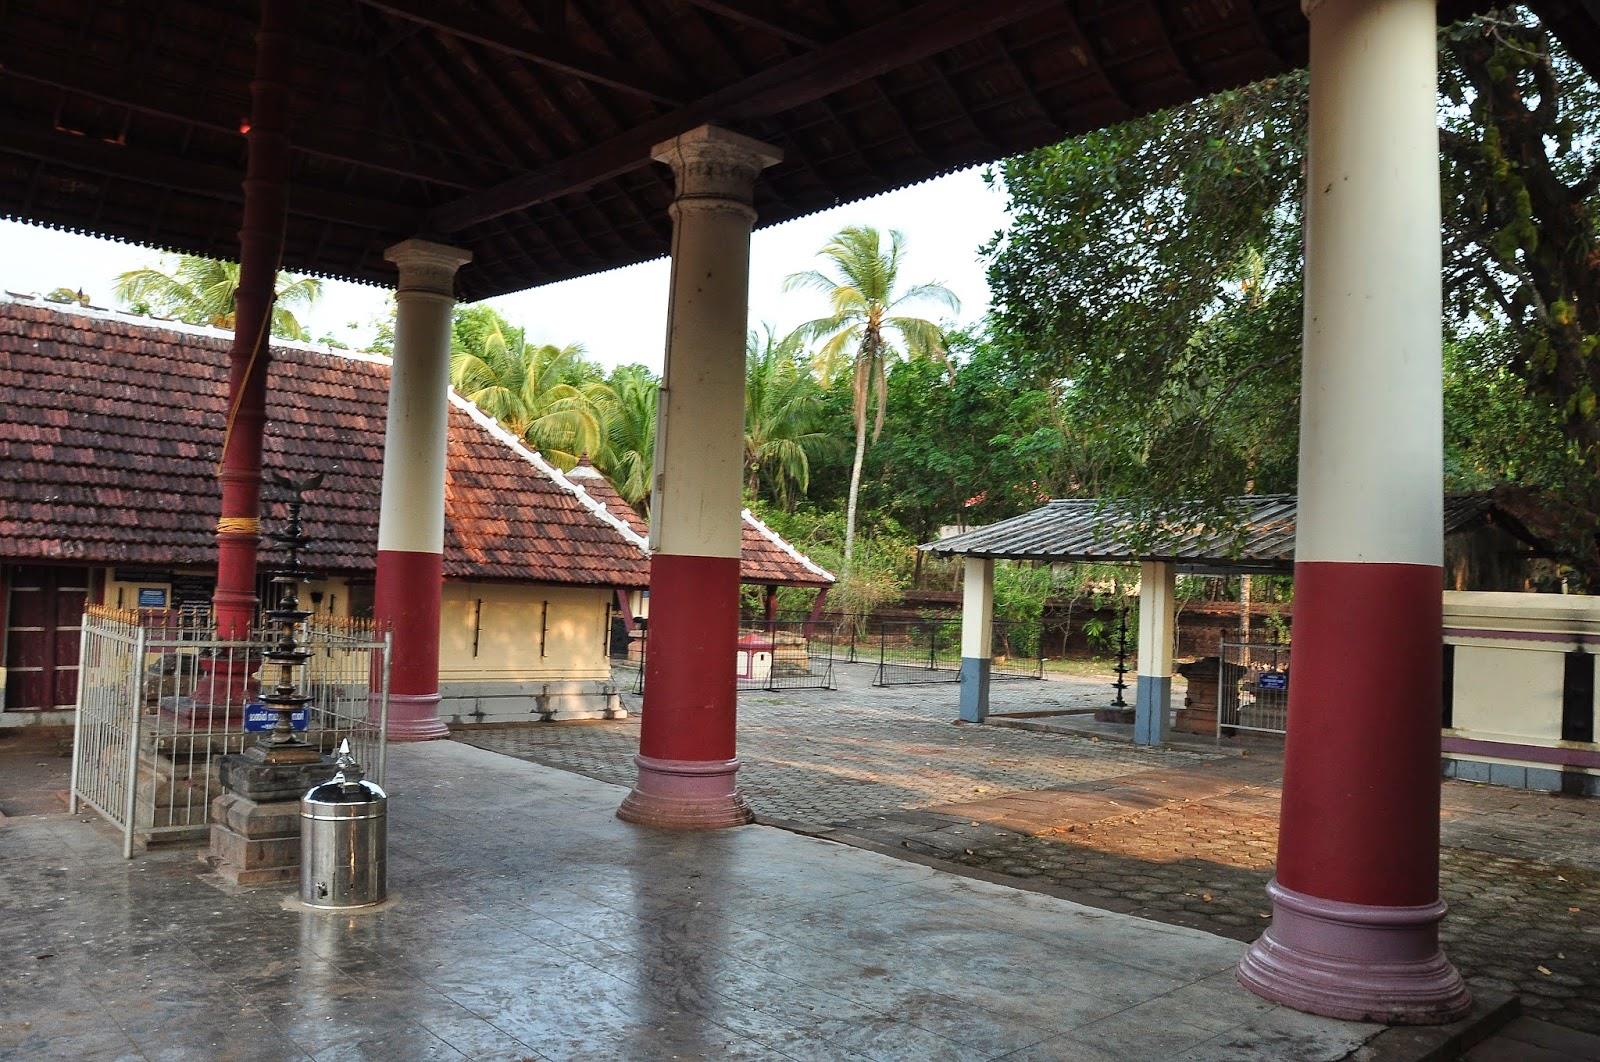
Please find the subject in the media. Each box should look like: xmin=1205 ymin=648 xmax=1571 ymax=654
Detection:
xmin=4 ymin=566 xmax=89 ymax=711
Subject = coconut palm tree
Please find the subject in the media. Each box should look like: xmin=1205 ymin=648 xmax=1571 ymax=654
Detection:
xmin=744 ymin=325 xmax=834 ymax=511
xmin=784 ymin=226 xmax=958 ymax=567
xmin=113 ymin=255 xmax=321 ymax=339
xmin=448 ymin=306 xmax=611 ymax=469
xmin=597 ymin=366 xmax=659 ymax=513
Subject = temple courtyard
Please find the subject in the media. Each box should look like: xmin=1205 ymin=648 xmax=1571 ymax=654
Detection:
xmin=1 ymin=670 xmax=1597 ymax=1059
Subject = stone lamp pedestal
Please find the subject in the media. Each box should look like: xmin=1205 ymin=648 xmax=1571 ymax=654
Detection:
xmin=207 ymin=748 xmax=335 ymax=885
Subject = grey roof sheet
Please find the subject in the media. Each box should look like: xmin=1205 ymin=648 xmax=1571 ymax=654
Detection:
xmin=923 ymin=494 xmax=1497 ymax=570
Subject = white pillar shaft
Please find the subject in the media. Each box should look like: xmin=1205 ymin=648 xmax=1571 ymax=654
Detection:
xmin=1136 ymin=561 xmax=1175 ymax=679
xmin=378 ymin=240 xmax=472 ymax=555
xmin=1297 ymin=0 xmax=1442 ymax=567
xmin=961 ymin=558 xmax=995 ymax=659
xmin=649 ymin=127 xmax=781 ymax=560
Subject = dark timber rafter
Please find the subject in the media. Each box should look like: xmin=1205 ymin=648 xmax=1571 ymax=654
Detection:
xmin=0 ymin=117 xmax=419 ymax=230
xmin=679 ymin=0 xmax=831 ymax=47
xmin=353 ymin=0 xmax=690 ymax=105
xmin=0 ymin=46 xmax=497 ymax=189
xmin=429 ymin=0 xmax=1065 ymax=232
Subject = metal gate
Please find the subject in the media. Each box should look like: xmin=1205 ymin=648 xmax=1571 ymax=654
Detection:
xmin=70 ymin=606 xmax=391 ymax=856
xmin=1217 ymin=641 xmax=1291 ymax=739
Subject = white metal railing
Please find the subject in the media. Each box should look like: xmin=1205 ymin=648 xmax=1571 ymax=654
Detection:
xmin=70 ymin=606 xmax=391 ymax=856
xmin=1216 ymin=640 xmax=1291 ymax=741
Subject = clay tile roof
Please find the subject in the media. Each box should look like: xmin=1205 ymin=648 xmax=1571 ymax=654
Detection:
xmin=0 ymin=296 xmax=651 ymax=588
xmin=567 ymin=457 xmax=834 ymax=588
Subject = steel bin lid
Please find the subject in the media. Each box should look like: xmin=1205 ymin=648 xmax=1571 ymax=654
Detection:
xmin=302 ymin=738 xmax=385 ymax=811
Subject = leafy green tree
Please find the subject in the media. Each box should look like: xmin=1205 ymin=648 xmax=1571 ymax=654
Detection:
xmin=448 ymin=305 xmax=611 ymax=469
xmin=988 ymin=73 xmax=1307 ymax=535
xmin=113 ymin=255 xmax=322 ymax=340
xmin=988 ymin=10 xmax=1600 ymax=582
xmin=785 ymin=226 xmax=959 ymax=570
xmin=744 ymin=325 xmax=835 ymax=510
xmin=597 ymin=365 xmax=659 ymax=512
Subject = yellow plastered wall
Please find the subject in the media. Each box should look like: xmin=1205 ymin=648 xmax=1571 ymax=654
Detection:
xmin=1451 ymin=645 xmax=1566 ymax=744
xmin=1445 ymin=590 xmax=1600 ymax=748
xmin=440 ymin=582 xmax=610 ymax=682
xmin=104 ymin=568 xmax=173 ymax=611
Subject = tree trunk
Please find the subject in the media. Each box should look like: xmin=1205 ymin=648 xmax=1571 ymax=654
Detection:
xmin=844 ymin=403 xmax=868 ymax=569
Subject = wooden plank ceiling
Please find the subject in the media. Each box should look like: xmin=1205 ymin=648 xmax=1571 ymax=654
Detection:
xmin=1 ymin=0 xmax=1593 ymax=300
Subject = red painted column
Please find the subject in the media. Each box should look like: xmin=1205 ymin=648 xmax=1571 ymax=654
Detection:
xmin=1237 ymin=0 xmax=1469 ymax=1023
xmin=374 ymin=240 xmax=472 ymax=742
xmin=213 ymin=0 xmax=296 ymax=640
xmin=618 ymin=126 xmax=780 ymax=829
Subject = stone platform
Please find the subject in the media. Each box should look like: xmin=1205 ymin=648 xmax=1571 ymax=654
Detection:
xmin=0 ymin=739 xmax=1390 ymax=1060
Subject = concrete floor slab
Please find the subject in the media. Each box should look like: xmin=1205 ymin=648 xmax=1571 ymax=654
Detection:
xmin=0 ymin=739 xmax=1383 ymax=1061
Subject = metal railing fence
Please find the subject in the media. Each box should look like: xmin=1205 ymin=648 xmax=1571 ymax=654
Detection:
xmin=1216 ymin=641 xmax=1291 ymax=740
xmin=868 ymin=616 xmax=1046 ymax=687
xmin=71 ymin=606 xmax=391 ymax=856
xmin=612 ymin=609 xmax=839 ymax=695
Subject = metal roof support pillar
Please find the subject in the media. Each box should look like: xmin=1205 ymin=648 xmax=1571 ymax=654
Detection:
xmin=618 ymin=125 xmax=780 ymax=829
xmin=213 ymin=0 xmax=297 ymax=641
xmin=375 ymin=239 xmax=472 ymax=742
xmin=1133 ymin=560 xmax=1174 ymax=745
xmin=959 ymin=557 xmax=994 ymax=723
xmin=1237 ymin=0 xmax=1469 ymax=1023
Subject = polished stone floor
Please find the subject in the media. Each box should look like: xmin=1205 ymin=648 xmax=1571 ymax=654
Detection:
xmin=0 ymin=740 xmax=1383 ymax=1061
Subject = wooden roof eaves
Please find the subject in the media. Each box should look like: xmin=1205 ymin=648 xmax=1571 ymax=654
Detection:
xmin=427 ymin=0 xmax=1066 ymax=232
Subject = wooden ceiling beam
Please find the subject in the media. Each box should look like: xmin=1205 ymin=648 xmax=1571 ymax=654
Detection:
xmin=352 ymin=0 xmax=690 ymax=105
xmin=0 ymin=118 xmax=421 ymax=232
xmin=429 ymin=0 xmax=1064 ymax=232
xmin=677 ymin=0 xmax=830 ymax=47
xmin=0 ymin=47 xmax=493 ymax=190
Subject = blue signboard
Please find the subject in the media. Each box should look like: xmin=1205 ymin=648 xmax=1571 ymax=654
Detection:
xmin=137 ymin=587 xmax=168 ymax=608
xmin=1258 ymin=671 xmax=1288 ymax=692
xmin=243 ymin=703 xmax=309 ymax=732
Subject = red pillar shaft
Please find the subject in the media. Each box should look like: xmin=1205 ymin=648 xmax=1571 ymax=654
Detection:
xmin=213 ymin=0 xmax=295 ymax=640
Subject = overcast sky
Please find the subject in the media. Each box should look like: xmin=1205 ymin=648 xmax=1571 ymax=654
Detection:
xmin=1 ymin=167 xmax=1010 ymax=373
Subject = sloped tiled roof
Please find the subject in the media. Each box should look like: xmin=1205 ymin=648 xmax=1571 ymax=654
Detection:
xmin=925 ymin=494 xmax=1515 ymax=573
xmin=0 ymin=296 xmax=651 ymax=588
xmin=567 ymin=459 xmax=834 ymax=588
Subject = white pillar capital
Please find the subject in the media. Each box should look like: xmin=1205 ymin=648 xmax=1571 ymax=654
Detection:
xmin=385 ymin=238 xmax=472 ymax=298
xmin=652 ymin=125 xmax=782 ymax=219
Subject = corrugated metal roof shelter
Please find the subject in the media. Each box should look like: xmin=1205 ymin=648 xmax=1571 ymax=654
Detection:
xmin=924 ymin=494 xmax=1510 ymax=574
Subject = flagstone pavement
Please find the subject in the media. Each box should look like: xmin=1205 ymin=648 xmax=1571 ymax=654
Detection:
xmin=460 ymin=663 xmax=1600 ymax=1039
xmin=1 ymin=739 xmax=1388 ymax=1061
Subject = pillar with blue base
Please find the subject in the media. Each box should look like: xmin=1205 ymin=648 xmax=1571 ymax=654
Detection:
xmin=959 ymin=557 xmax=994 ymax=722
xmin=1133 ymin=560 xmax=1176 ymax=745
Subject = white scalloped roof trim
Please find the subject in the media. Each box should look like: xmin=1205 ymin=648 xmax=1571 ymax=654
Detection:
xmin=741 ymin=507 xmax=836 ymax=583
xmin=445 ymin=392 xmax=651 ymax=554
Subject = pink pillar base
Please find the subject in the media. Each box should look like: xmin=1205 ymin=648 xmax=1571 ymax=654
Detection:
xmin=1238 ymin=879 xmax=1471 ymax=1025
xmin=384 ymin=692 xmax=449 ymax=743
xmin=617 ymin=755 xmax=753 ymax=829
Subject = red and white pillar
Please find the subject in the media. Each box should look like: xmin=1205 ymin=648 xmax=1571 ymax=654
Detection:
xmin=1237 ymin=0 xmax=1470 ymax=1023
xmin=617 ymin=125 xmax=780 ymax=829
xmin=374 ymin=239 xmax=471 ymax=742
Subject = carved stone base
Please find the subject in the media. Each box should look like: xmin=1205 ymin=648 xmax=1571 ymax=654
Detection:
xmin=1238 ymin=879 xmax=1473 ymax=1024
xmin=617 ymin=755 xmax=753 ymax=830
xmin=206 ymin=753 xmax=336 ymax=886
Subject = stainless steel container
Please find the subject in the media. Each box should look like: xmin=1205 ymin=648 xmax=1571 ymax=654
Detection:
xmin=300 ymin=741 xmax=386 ymax=908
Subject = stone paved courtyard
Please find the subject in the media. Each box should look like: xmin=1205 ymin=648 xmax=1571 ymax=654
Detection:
xmin=459 ymin=663 xmax=1600 ymax=1039
xmin=1 ymin=741 xmax=1393 ymax=1061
